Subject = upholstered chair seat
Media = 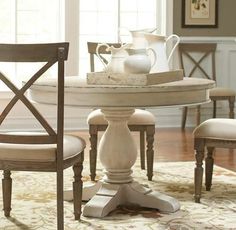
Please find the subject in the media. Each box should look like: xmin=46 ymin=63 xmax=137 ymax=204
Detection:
xmin=0 ymin=132 xmax=86 ymax=162
xmin=194 ymin=118 xmax=236 ymax=140
xmin=87 ymin=109 xmax=155 ymax=125
xmin=210 ymin=87 xmax=236 ymax=97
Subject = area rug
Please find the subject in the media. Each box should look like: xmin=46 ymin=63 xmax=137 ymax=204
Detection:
xmin=0 ymin=161 xmax=236 ymax=230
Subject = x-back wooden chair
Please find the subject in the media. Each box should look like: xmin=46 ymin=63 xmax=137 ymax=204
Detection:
xmin=87 ymin=41 xmax=156 ymax=181
xmin=0 ymin=43 xmax=86 ymax=230
xmin=179 ymin=43 xmax=235 ymax=129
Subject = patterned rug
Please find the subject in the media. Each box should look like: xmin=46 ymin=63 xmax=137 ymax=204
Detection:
xmin=0 ymin=161 xmax=236 ymax=230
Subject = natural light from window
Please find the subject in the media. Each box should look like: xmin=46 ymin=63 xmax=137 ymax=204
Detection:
xmin=0 ymin=0 xmax=165 ymax=89
xmin=79 ymin=0 xmax=159 ymax=76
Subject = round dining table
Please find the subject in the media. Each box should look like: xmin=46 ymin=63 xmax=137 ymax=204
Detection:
xmin=28 ymin=76 xmax=215 ymax=218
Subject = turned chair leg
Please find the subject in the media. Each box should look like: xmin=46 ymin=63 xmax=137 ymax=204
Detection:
xmin=229 ymin=96 xmax=235 ymax=119
xmin=140 ymin=130 xmax=145 ymax=170
xmin=89 ymin=125 xmax=98 ymax=181
xmin=2 ymin=170 xmax=12 ymax=217
xmin=73 ymin=154 xmax=84 ymax=220
xmin=57 ymin=169 xmax=64 ymax=230
xmin=213 ymin=100 xmax=217 ymax=118
xmin=146 ymin=126 xmax=155 ymax=181
xmin=196 ymin=105 xmax=201 ymax=126
xmin=194 ymin=138 xmax=205 ymax=203
xmin=181 ymin=107 xmax=188 ymax=129
xmin=205 ymin=147 xmax=214 ymax=191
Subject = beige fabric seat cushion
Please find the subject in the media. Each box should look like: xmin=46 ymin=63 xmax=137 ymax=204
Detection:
xmin=210 ymin=87 xmax=235 ymax=97
xmin=0 ymin=132 xmax=86 ymax=162
xmin=87 ymin=109 xmax=155 ymax=125
xmin=193 ymin=118 xmax=236 ymax=140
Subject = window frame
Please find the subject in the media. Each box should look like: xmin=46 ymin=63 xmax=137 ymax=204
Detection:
xmin=0 ymin=0 xmax=173 ymax=95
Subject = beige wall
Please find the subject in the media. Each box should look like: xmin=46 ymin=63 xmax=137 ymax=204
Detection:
xmin=173 ymin=0 xmax=236 ymax=36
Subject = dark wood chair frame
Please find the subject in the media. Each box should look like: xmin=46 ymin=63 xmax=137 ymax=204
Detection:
xmin=0 ymin=43 xmax=84 ymax=230
xmin=194 ymin=136 xmax=235 ymax=203
xmin=178 ymin=43 xmax=235 ymax=129
xmin=87 ymin=42 xmax=155 ymax=181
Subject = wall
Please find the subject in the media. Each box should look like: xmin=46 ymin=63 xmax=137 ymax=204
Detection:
xmin=173 ymin=0 xmax=236 ymax=36
xmin=170 ymin=0 xmax=236 ymax=128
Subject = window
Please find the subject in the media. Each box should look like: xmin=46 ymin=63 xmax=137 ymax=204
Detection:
xmin=78 ymin=0 xmax=166 ymax=76
xmin=0 ymin=0 xmax=167 ymax=88
xmin=0 ymin=0 xmax=62 ymax=90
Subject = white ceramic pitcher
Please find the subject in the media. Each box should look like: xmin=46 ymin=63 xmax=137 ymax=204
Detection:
xmin=143 ymin=33 xmax=180 ymax=73
xmin=96 ymin=43 xmax=131 ymax=73
xmin=119 ymin=27 xmax=156 ymax=49
xmin=129 ymin=28 xmax=157 ymax=49
xmin=124 ymin=48 xmax=157 ymax=74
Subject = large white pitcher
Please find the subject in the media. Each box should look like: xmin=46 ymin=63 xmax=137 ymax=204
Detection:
xmin=119 ymin=27 xmax=156 ymax=49
xmin=96 ymin=43 xmax=131 ymax=73
xmin=129 ymin=28 xmax=156 ymax=49
xmin=143 ymin=33 xmax=180 ymax=73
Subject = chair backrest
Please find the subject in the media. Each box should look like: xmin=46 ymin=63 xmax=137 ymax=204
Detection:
xmin=178 ymin=43 xmax=217 ymax=81
xmin=0 ymin=43 xmax=69 ymax=147
xmin=87 ymin=42 xmax=122 ymax=72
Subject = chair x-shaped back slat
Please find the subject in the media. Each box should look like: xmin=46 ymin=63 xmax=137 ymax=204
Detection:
xmin=0 ymin=60 xmax=57 ymax=143
xmin=183 ymin=51 xmax=212 ymax=80
xmin=179 ymin=43 xmax=217 ymax=82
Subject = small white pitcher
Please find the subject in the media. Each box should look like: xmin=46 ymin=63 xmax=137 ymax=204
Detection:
xmin=124 ymin=48 xmax=157 ymax=74
xmin=96 ymin=43 xmax=131 ymax=73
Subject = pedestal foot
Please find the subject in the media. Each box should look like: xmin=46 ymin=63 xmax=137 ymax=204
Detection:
xmin=127 ymin=182 xmax=180 ymax=213
xmin=83 ymin=183 xmax=123 ymax=217
xmin=64 ymin=181 xmax=102 ymax=201
xmin=82 ymin=181 xmax=180 ymax=217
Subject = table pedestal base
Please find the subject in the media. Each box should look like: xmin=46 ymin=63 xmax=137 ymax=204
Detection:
xmin=65 ymin=108 xmax=180 ymax=217
xmin=65 ymin=180 xmax=180 ymax=218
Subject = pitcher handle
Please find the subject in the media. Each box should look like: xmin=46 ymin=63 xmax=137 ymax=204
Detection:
xmin=147 ymin=48 xmax=157 ymax=69
xmin=166 ymin=34 xmax=180 ymax=64
xmin=96 ymin=43 xmax=110 ymax=69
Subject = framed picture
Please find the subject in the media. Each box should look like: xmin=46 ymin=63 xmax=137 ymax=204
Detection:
xmin=182 ymin=0 xmax=218 ymax=28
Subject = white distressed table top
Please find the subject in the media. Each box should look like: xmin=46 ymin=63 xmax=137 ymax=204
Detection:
xmin=28 ymin=76 xmax=215 ymax=108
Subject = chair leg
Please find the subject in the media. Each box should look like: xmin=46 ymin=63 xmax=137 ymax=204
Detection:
xmin=146 ymin=125 xmax=155 ymax=181
xmin=89 ymin=125 xmax=98 ymax=181
xmin=181 ymin=107 xmax=188 ymax=129
xmin=194 ymin=138 xmax=205 ymax=203
xmin=205 ymin=147 xmax=214 ymax=191
xmin=213 ymin=100 xmax=217 ymax=118
xmin=229 ymin=96 xmax=235 ymax=119
xmin=2 ymin=170 xmax=12 ymax=217
xmin=140 ymin=130 xmax=145 ymax=170
xmin=57 ymin=169 xmax=64 ymax=230
xmin=73 ymin=154 xmax=84 ymax=220
xmin=196 ymin=105 xmax=201 ymax=126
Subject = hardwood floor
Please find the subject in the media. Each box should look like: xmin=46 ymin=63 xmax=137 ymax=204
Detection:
xmin=70 ymin=127 xmax=236 ymax=172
